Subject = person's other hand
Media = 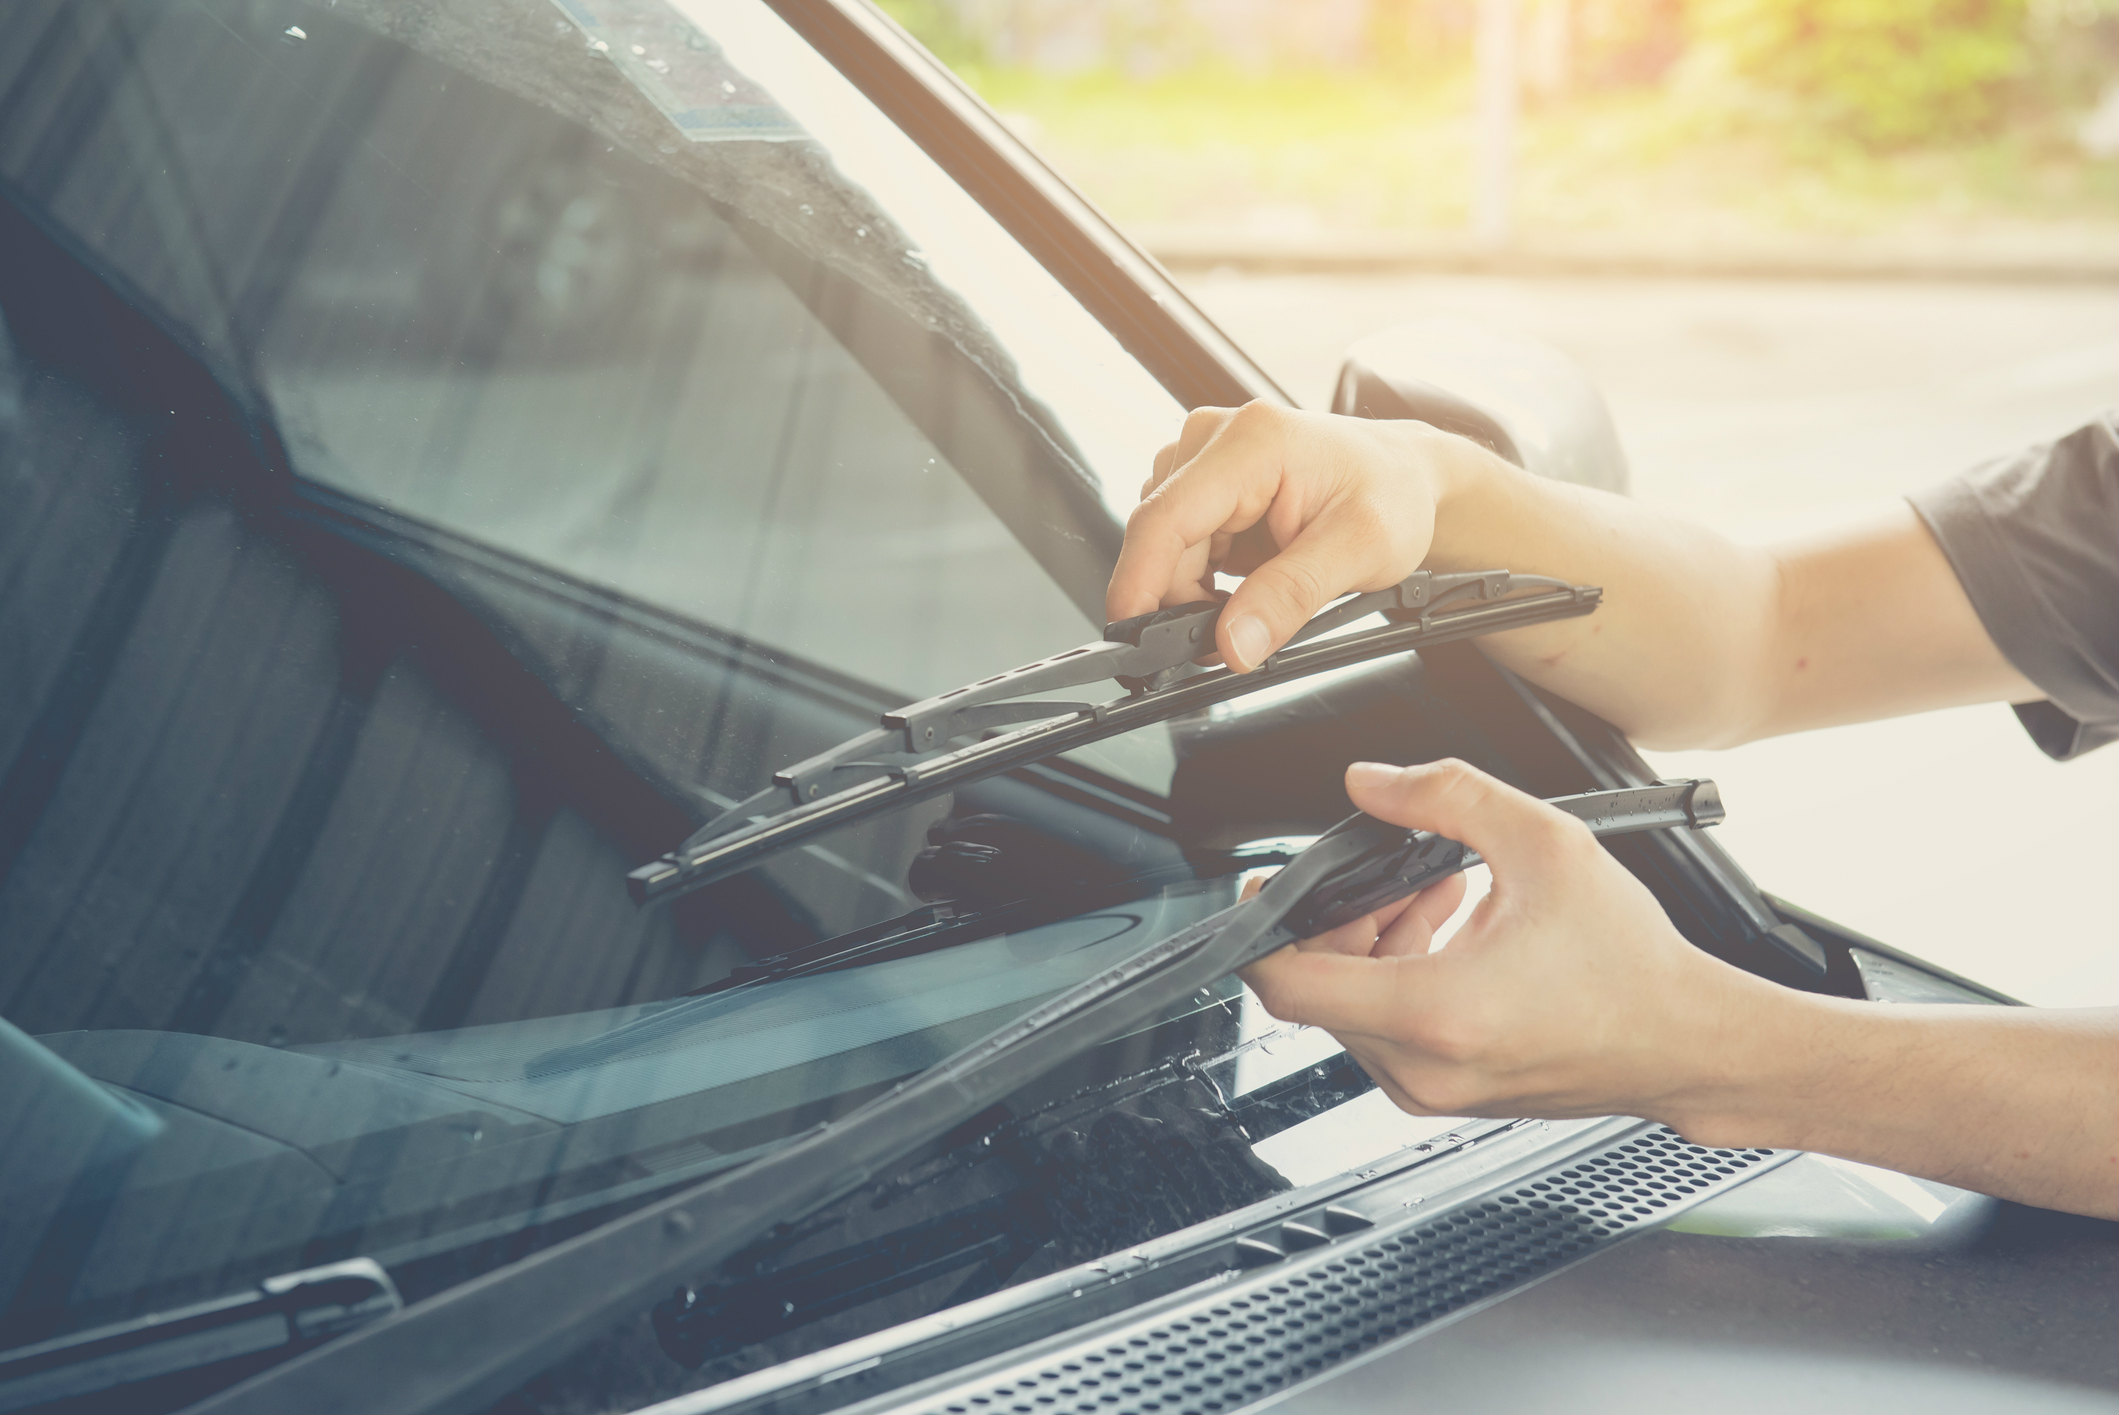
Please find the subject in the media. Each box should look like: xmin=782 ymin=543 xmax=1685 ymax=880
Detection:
xmin=1107 ymin=403 xmax=1492 ymax=672
xmin=1241 ymin=759 xmax=1769 ymax=1125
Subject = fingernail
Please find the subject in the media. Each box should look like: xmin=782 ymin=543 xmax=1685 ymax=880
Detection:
xmin=1346 ymin=761 xmax=1397 ymax=791
xmin=1226 ymin=615 xmax=1270 ymax=671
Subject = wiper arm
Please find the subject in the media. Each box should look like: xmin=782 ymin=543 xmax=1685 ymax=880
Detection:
xmin=191 ymin=780 xmax=1719 ymax=1415
xmin=1 ymin=1260 xmax=398 ymax=1413
xmin=628 ymin=570 xmax=1598 ymax=905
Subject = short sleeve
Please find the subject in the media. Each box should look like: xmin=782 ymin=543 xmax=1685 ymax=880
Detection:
xmin=1907 ymin=415 xmax=2119 ymax=761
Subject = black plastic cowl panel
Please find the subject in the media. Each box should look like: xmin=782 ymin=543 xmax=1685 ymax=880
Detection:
xmin=860 ymin=1128 xmax=1780 ymax=1415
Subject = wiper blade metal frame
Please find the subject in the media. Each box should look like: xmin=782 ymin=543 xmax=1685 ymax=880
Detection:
xmin=190 ymin=779 xmax=1716 ymax=1415
xmin=630 ymin=571 xmax=1599 ymax=905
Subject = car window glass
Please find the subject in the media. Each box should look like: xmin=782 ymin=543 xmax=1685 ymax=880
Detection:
xmin=1 ymin=0 xmax=1185 ymax=703
xmin=0 ymin=0 xmax=1428 ymax=1385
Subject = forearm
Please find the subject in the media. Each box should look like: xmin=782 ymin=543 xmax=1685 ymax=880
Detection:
xmin=1114 ymin=406 xmax=2031 ymax=744
xmin=1669 ymin=983 xmax=2119 ymax=1218
xmin=1423 ymin=445 xmax=1782 ymax=748
xmin=1420 ymin=441 xmax=2036 ymax=747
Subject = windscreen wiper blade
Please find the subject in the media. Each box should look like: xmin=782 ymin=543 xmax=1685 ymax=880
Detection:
xmin=2 ymin=1260 xmax=398 ymax=1413
xmin=629 ymin=570 xmax=1598 ymax=905
xmin=193 ymin=780 xmax=1719 ymax=1415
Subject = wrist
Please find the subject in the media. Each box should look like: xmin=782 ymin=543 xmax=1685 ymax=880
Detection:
xmin=1409 ymin=422 xmax=1496 ymax=529
xmin=1649 ymin=968 xmax=1853 ymax=1153
xmin=1403 ymin=427 xmax=1514 ymax=580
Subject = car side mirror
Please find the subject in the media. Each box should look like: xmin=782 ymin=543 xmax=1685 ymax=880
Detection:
xmin=1332 ymin=316 xmax=1629 ymax=494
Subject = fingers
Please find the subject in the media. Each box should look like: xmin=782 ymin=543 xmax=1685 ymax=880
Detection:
xmin=1107 ymin=479 xmax=1248 ymax=622
xmin=1294 ymin=892 xmax=1420 ymax=957
xmin=1214 ymin=507 xmax=1381 ymax=670
xmin=1294 ymin=873 xmax=1465 ymax=961
xmin=1343 ymin=759 xmax=1589 ymax=879
xmin=1242 ymin=949 xmax=1421 ymax=1036
xmin=1113 ymin=402 xmax=1453 ymax=649
xmin=1373 ymin=872 xmax=1467 ymax=958
xmin=1144 ymin=441 xmax=1177 ymax=499
xmin=1106 ymin=405 xmax=1276 ymax=623
xmin=1167 ymin=405 xmax=1239 ymax=484
xmin=1142 ymin=405 xmax=1236 ymax=501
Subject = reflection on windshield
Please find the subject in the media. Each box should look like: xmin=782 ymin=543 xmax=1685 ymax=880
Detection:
xmin=0 ymin=0 xmax=1510 ymax=1398
xmin=0 ymin=0 xmax=1238 ymax=1358
xmin=301 ymin=888 xmax=1234 ymax=1136
xmin=660 ymin=0 xmax=1183 ymax=517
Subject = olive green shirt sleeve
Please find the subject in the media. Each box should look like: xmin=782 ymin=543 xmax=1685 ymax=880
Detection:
xmin=1908 ymin=414 xmax=2119 ymax=761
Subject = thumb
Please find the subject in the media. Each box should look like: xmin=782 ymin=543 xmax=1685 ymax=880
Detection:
xmin=1216 ymin=514 xmax=1369 ymax=671
xmin=1343 ymin=758 xmax=1587 ymax=880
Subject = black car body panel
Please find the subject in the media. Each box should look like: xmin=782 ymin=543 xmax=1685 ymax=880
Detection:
xmin=1245 ymin=1183 xmax=2119 ymax=1415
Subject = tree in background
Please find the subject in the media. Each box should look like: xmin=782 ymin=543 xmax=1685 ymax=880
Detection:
xmin=1674 ymin=0 xmax=2031 ymax=144
xmin=880 ymin=0 xmax=1373 ymax=75
xmin=876 ymin=0 xmax=2119 ymax=242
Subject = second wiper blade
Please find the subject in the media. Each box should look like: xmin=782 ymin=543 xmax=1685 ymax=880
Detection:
xmin=193 ymin=779 xmax=1717 ymax=1415
xmin=630 ymin=571 xmax=1599 ymax=905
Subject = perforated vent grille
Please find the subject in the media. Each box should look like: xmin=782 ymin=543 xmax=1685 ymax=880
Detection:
xmin=917 ymin=1128 xmax=1775 ymax=1415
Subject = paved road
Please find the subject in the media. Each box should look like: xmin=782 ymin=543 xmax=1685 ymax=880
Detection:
xmin=1177 ymin=270 xmax=2119 ymax=1006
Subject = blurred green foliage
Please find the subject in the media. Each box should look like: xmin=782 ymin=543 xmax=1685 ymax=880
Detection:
xmin=877 ymin=0 xmax=2119 ymax=147
xmin=1685 ymin=0 xmax=2029 ymax=145
xmin=873 ymin=0 xmax=986 ymax=67
xmin=872 ymin=0 xmax=2119 ymax=240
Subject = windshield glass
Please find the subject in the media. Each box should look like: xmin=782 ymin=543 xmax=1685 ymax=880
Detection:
xmin=0 ymin=0 xmax=1492 ymax=1389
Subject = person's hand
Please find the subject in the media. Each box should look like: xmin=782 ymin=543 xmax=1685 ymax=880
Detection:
xmin=1241 ymin=758 xmax=1773 ymax=1125
xmin=1107 ymin=403 xmax=1494 ymax=672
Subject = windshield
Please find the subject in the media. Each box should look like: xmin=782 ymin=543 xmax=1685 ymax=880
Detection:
xmin=0 ymin=0 xmax=1494 ymax=1396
